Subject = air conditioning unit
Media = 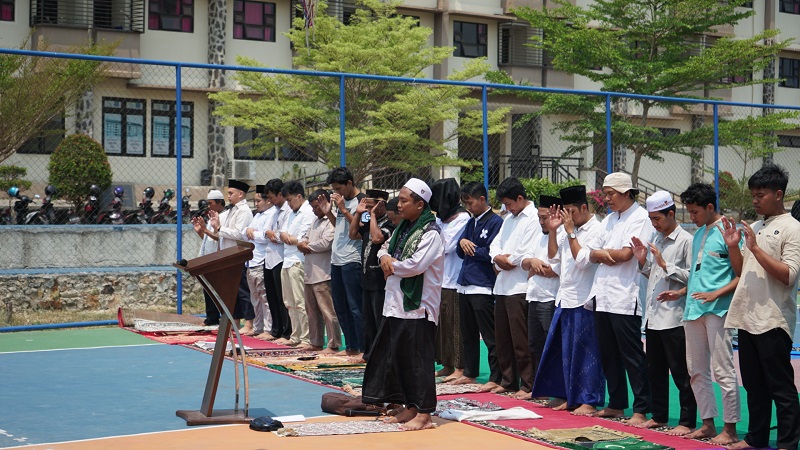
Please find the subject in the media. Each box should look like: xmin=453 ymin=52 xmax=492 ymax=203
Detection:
xmin=227 ymin=160 xmax=257 ymax=180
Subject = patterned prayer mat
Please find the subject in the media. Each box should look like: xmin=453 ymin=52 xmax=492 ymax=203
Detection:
xmin=133 ymin=318 xmax=217 ymax=333
xmin=276 ymin=420 xmax=404 ymax=437
xmin=527 ymin=425 xmax=641 ymax=443
xmin=471 ymin=422 xmax=672 ymax=450
xmin=435 ymin=397 xmax=503 ymax=415
xmin=434 ymin=383 xmax=484 ymax=395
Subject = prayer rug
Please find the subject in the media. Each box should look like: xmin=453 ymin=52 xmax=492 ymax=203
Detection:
xmin=439 ymin=407 xmax=542 ymax=422
xmin=557 ymin=437 xmax=672 ymax=450
xmin=527 ymin=425 xmax=641 ymax=444
xmin=133 ymin=318 xmax=217 ymax=333
xmin=139 ymin=333 xmax=217 ymax=345
xmin=434 ymin=383 xmax=483 ymax=395
xmin=435 ymin=397 xmax=503 ymax=414
xmin=276 ymin=420 xmax=405 ymax=437
xmin=117 ymin=307 xmax=206 ymax=327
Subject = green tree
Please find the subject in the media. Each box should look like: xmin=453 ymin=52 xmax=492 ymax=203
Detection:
xmin=0 ymin=37 xmax=116 ymax=163
xmin=48 ymin=134 xmax=113 ymax=210
xmin=495 ymin=0 xmax=791 ymax=184
xmin=210 ymin=0 xmax=509 ymax=185
xmin=0 ymin=165 xmax=32 ymax=195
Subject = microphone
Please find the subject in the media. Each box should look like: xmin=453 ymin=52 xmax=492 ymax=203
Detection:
xmin=177 ymin=259 xmax=188 ymax=266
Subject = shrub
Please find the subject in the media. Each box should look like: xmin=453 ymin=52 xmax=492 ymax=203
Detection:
xmin=0 ymin=165 xmax=32 ymax=196
xmin=48 ymin=134 xmax=112 ymax=210
xmin=519 ymin=177 xmax=584 ymax=205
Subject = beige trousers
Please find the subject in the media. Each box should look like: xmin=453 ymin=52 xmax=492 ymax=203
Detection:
xmin=246 ymin=266 xmax=271 ymax=334
xmin=281 ymin=262 xmax=309 ymax=345
xmin=304 ymin=280 xmax=341 ymax=349
xmin=684 ymin=313 xmax=740 ymax=423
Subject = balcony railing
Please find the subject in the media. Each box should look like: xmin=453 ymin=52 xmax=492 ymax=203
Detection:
xmin=30 ymin=0 xmax=145 ymax=33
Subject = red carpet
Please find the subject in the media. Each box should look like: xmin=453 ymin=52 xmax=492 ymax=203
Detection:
xmin=438 ymin=392 xmax=723 ymax=450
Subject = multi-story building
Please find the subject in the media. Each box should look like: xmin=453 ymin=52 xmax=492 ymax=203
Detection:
xmin=0 ymin=0 xmax=799 ymax=196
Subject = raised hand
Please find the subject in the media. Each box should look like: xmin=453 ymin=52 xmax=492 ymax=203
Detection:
xmin=648 ymin=243 xmax=666 ymax=270
xmin=545 ymin=205 xmax=564 ymax=233
xmin=208 ymin=210 xmax=220 ymax=231
xmin=331 ymin=193 xmax=346 ymax=212
xmin=317 ymin=193 xmax=332 ymax=216
xmin=718 ymin=215 xmax=741 ymax=248
xmin=631 ymin=236 xmax=648 ymax=265
xmin=559 ymin=208 xmax=575 ymax=234
xmin=355 ymin=197 xmax=369 ymax=214
xmin=739 ymin=220 xmax=757 ymax=251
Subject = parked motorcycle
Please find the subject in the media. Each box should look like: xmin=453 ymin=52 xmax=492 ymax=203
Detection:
xmin=193 ymin=199 xmax=209 ymax=220
xmin=82 ymin=185 xmax=104 ymax=224
xmin=24 ymin=185 xmax=58 ymax=224
xmin=13 ymin=194 xmax=35 ymax=225
xmin=175 ymin=188 xmax=192 ymax=224
xmin=106 ymin=186 xmax=126 ymax=225
xmin=1 ymin=186 xmax=18 ymax=225
xmin=137 ymin=187 xmax=156 ymax=224
xmin=150 ymin=188 xmax=175 ymax=224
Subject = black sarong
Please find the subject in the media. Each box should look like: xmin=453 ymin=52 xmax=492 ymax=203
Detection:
xmin=362 ymin=316 xmax=437 ymax=414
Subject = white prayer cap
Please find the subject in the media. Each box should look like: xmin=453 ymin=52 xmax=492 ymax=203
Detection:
xmin=207 ymin=189 xmax=224 ymax=200
xmin=403 ymin=178 xmax=432 ymax=203
xmin=646 ymin=190 xmax=674 ymax=213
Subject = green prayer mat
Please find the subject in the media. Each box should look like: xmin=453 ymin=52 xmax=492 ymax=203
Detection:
xmin=558 ymin=438 xmax=673 ymax=450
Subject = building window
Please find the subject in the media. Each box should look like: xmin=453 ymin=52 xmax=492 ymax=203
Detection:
xmin=778 ymin=135 xmax=800 ymax=147
xmin=780 ymin=0 xmax=800 ymax=14
xmin=149 ymin=0 xmax=193 ymax=32
xmin=233 ymin=1 xmax=276 ymax=41
xmin=151 ymin=100 xmax=193 ymax=157
xmin=1 ymin=0 xmax=13 ymax=21
xmin=279 ymin=143 xmax=316 ymax=161
xmin=234 ymin=127 xmax=275 ymax=160
xmin=454 ymin=21 xmax=487 ymax=58
xmin=103 ymin=98 xmax=146 ymax=157
xmin=18 ymin=113 xmax=64 ymax=154
xmin=779 ymin=57 xmax=800 ymax=88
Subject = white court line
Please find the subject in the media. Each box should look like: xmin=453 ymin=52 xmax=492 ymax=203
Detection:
xmin=0 ymin=343 xmax=161 ymax=355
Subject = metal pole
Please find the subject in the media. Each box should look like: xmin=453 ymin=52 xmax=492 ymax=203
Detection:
xmin=482 ymin=86 xmax=489 ymax=191
xmin=606 ymin=95 xmax=613 ymax=175
xmin=176 ymin=64 xmax=184 ymax=315
xmin=713 ymin=103 xmax=720 ymax=210
xmin=340 ymin=75 xmax=346 ymax=167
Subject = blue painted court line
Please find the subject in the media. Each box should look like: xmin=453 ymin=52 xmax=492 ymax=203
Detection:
xmin=0 ymin=344 xmax=334 ymax=448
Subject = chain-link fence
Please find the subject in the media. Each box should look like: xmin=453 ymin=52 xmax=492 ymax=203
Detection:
xmin=1 ymin=48 xmax=799 ymax=326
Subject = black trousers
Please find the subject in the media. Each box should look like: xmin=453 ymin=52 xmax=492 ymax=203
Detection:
xmin=264 ymin=262 xmax=291 ymax=339
xmin=738 ymin=328 xmax=800 ymax=450
xmin=362 ymin=287 xmax=386 ymax=362
xmin=528 ymin=300 xmax=555 ymax=380
xmin=594 ymin=310 xmax=651 ymax=414
xmin=495 ymin=294 xmax=533 ymax=392
xmin=232 ymin=266 xmax=254 ymax=320
xmin=646 ymin=326 xmax=696 ymax=427
xmin=459 ymin=293 xmax=501 ymax=383
xmin=203 ymin=290 xmax=220 ymax=323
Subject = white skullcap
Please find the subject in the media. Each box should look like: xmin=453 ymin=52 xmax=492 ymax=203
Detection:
xmin=207 ymin=189 xmax=224 ymax=200
xmin=403 ymin=178 xmax=432 ymax=203
xmin=646 ymin=190 xmax=674 ymax=213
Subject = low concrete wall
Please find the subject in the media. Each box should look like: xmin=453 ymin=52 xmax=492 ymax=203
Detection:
xmin=0 ymin=225 xmax=201 ymax=269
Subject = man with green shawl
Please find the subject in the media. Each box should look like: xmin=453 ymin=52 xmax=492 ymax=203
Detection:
xmin=362 ymin=178 xmax=444 ymax=431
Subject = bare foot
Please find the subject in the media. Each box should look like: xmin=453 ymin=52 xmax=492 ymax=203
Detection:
xmin=726 ymin=441 xmax=754 ymax=449
xmin=348 ymin=356 xmax=366 ymax=363
xmin=274 ymin=338 xmax=293 ymax=346
xmin=239 ymin=327 xmax=255 ymax=336
xmin=623 ymin=413 xmax=648 ymax=426
xmin=384 ymin=407 xmax=417 ymax=424
xmin=710 ymin=428 xmax=739 ymax=446
xmin=296 ymin=344 xmax=322 ymax=351
xmin=490 ymin=385 xmax=510 ymax=394
xmin=551 ymin=400 xmax=568 ymax=411
xmin=635 ymin=418 xmax=666 ymax=429
xmin=667 ymin=425 xmax=694 ymax=436
xmin=512 ymin=390 xmax=532 ymax=400
xmin=443 ymin=368 xmax=465 ymax=382
xmin=571 ymin=404 xmax=597 ymax=416
xmin=478 ymin=381 xmax=500 ymax=393
xmin=435 ymin=366 xmax=454 ymax=377
xmin=319 ymin=347 xmax=338 ymax=355
xmin=683 ymin=424 xmax=717 ymax=440
xmin=445 ymin=376 xmax=476 ymax=385
xmin=254 ymin=333 xmax=274 ymax=340
xmin=335 ymin=349 xmax=349 ymax=356
xmin=591 ymin=408 xmax=624 ymax=418
xmin=400 ymin=413 xmax=434 ymax=431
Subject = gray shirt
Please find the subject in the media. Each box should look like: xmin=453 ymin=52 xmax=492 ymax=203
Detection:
xmin=639 ymin=225 xmax=692 ymax=330
xmin=331 ymin=195 xmax=363 ymax=266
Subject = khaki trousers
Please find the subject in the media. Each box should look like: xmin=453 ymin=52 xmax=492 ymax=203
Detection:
xmin=281 ymin=262 xmax=310 ymax=345
xmin=304 ymin=280 xmax=341 ymax=349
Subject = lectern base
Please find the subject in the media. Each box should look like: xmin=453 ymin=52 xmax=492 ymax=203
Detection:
xmin=176 ymin=409 xmax=253 ymax=426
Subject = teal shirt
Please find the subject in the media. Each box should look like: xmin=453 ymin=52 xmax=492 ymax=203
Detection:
xmin=684 ymin=222 xmax=742 ymax=321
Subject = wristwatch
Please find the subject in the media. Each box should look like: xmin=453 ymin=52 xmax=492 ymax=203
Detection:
xmin=568 ymin=232 xmax=577 ymax=240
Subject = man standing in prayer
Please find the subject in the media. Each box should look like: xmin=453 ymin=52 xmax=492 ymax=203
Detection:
xmin=454 ymin=181 xmax=503 ymax=389
xmin=276 ymin=180 xmax=315 ymax=347
xmin=243 ymin=185 xmax=274 ymax=339
xmin=298 ymin=189 xmax=340 ymax=353
xmin=263 ymin=178 xmax=292 ymax=341
xmin=522 ymin=195 xmax=564 ymax=388
xmin=430 ymin=178 xmax=471 ymax=381
xmin=725 ymin=165 xmax=800 ymax=450
xmin=584 ymin=172 xmax=653 ymax=425
xmin=349 ymin=189 xmax=395 ymax=362
xmin=679 ymin=182 xmax=740 ymax=445
xmin=630 ymin=191 xmax=696 ymax=435
xmin=532 ymin=184 xmax=605 ymax=414
xmin=208 ymin=179 xmax=255 ymax=334
xmin=192 ymin=189 xmax=226 ymax=326
xmin=489 ymin=177 xmax=540 ymax=400
xmin=363 ymin=178 xmax=444 ymax=431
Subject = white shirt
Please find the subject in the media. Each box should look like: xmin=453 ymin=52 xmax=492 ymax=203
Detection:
xmin=550 ymin=215 xmax=603 ymax=309
xmin=584 ymin=202 xmax=654 ymax=315
xmin=378 ymin=228 xmax=445 ymax=324
xmin=440 ymin=211 xmax=470 ymax=290
xmin=199 ymin=220 xmax=218 ymax=257
xmin=264 ymin=202 xmax=290 ymax=270
xmin=489 ymin=201 xmax=541 ymax=296
xmin=218 ymin=200 xmax=253 ymax=250
xmin=281 ymin=200 xmax=315 ymax=268
xmin=526 ymin=228 xmax=564 ymax=303
xmin=242 ymin=207 xmax=274 ymax=268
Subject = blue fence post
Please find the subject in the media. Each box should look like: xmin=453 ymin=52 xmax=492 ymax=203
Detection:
xmin=606 ymin=95 xmax=613 ymax=175
xmin=176 ymin=63 xmax=184 ymax=315
xmin=482 ymin=86 xmax=489 ymax=192
xmin=713 ymin=103 xmax=720 ymax=210
xmin=340 ymin=75 xmax=346 ymax=167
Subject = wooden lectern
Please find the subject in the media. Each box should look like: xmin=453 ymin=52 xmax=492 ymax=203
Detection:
xmin=174 ymin=240 xmax=255 ymax=426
